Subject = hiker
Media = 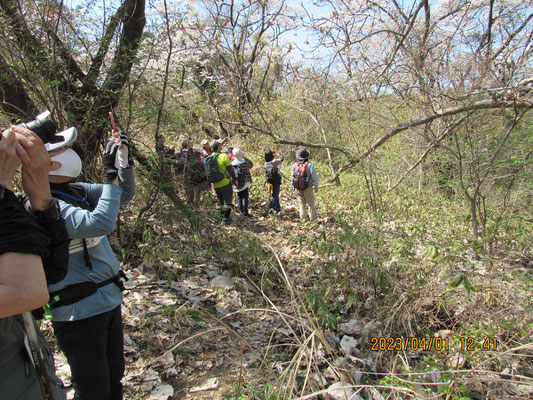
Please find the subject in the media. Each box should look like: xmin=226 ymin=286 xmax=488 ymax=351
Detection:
xmin=201 ymin=137 xmax=228 ymax=158
xmin=183 ymin=148 xmax=209 ymax=207
xmin=227 ymin=147 xmax=235 ymax=162
xmin=46 ymin=124 xmax=135 ymax=400
xmin=175 ymin=138 xmax=194 ymax=176
xmin=292 ymin=147 xmax=319 ymax=220
xmin=156 ymin=133 xmax=180 ymax=178
xmin=1 ymin=124 xmax=70 ymax=399
xmin=155 ymin=133 xmax=176 ymax=158
xmin=205 ymin=140 xmax=238 ymax=224
xmin=231 ymin=147 xmax=254 ymax=216
xmin=201 ymin=139 xmax=212 ymax=157
xmin=180 ymin=138 xmax=194 ymax=158
xmin=264 ymin=149 xmax=283 ymax=214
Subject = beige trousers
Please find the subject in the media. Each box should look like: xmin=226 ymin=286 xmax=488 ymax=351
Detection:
xmin=297 ymin=186 xmax=317 ymax=220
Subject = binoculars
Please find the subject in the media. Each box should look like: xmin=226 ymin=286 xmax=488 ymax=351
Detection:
xmin=19 ymin=111 xmax=58 ymax=144
xmin=18 ymin=111 xmax=77 ymax=151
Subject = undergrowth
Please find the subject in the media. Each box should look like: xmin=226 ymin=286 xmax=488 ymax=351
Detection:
xmin=116 ymin=159 xmax=531 ymax=399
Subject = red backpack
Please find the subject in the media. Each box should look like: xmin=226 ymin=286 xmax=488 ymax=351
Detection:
xmin=292 ymin=161 xmax=309 ymax=190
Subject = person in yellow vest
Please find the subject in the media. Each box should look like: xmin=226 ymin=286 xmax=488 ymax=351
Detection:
xmin=209 ymin=140 xmax=237 ymax=224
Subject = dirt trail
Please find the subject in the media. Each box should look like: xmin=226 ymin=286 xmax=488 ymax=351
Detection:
xmin=54 ymin=207 xmax=315 ymax=400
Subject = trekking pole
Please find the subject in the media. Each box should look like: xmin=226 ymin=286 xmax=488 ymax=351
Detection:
xmin=21 ymin=312 xmax=56 ymax=400
xmin=109 ymin=112 xmax=120 ymax=143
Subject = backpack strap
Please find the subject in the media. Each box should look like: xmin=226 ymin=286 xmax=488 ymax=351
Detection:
xmin=50 ymin=183 xmax=93 ymax=211
xmin=50 ymin=183 xmax=94 ymax=269
xmin=214 ymin=152 xmax=232 ymax=180
xmin=48 ymin=270 xmax=129 ymax=309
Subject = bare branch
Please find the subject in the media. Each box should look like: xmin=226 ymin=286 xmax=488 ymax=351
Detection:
xmin=388 ymin=115 xmax=468 ymax=191
xmin=338 ymin=98 xmax=533 ymax=175
xmin=85 ymin=2 xmax=126 ymax=91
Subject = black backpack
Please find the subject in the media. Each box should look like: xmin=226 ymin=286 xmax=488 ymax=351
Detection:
xmin=50 ymin=183 xmax=95 ymax=270
xmin=204 ymin=153 xmax=226 ymax=183
xmin=265 ymin=162 xmax=281 ymax=185
xmin=183 ymin=152 xmax=207 ymax=184
xmin=234 ymin=164 xmax=246 ymax=189
xmin=51 ymin=183 xmax=93 ymax=211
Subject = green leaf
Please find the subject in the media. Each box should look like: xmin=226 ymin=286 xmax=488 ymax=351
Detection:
xmin=463 ymin=276 xmax=475 ymax=293
xmin=346 ymin=295 xmax=356 ymax=310
xmin=450 ymin=274 xmax=464 ymax=288
xmin=186 ymin=309 xmax=206 ymax=326
xmin=424 ymin=244 xmax=440 ymax=259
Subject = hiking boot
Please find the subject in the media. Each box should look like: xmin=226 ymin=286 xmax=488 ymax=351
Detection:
xmin=244 ymin=212 xmax=252 ymax=217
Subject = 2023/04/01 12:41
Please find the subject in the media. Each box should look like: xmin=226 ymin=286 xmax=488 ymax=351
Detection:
xmin=369 ymin=337 xmax=499 ymax=351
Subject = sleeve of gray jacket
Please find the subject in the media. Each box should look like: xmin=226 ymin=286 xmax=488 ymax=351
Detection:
xmin=308 ymin=163 xmax=319 ymax=188
xmin=272 ymin=155 xmax=284 ymax=168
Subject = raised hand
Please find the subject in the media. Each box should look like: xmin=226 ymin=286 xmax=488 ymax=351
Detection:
xmin=102 ymin=138 xmax=120 ymax=184
xmin=11 ymin=126 xmax=53 ymax=210
xmin=113 ymin=130 xmax=131 ymax=169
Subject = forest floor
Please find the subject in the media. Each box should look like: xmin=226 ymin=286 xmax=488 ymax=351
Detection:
xmin=119 ymin=208 xmax=311 ymax=400
xmin=45 ymin=191 xmax=533 ymax=400
xmin=49 ymin=200 xmax=329 ymax=400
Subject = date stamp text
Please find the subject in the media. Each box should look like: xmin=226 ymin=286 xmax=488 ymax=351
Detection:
xmin=369 ymin=337 xmax=498 ymax=352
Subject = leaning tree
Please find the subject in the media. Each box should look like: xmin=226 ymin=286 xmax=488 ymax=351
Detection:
xmin=0 ymin=0 xmax=146 ymax=164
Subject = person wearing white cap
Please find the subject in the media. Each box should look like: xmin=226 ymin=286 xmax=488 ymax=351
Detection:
xmin=201 ymin=139 xmax=212 ymax=157
xmin=0 ymin=123 xmax=70 ymax=399
xmin=45 ymin=122 xmax=135 ymax=400
xmin=231 ymin=147 xmax=254 ymax=216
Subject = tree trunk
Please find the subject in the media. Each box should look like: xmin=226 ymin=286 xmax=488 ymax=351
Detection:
xmin=0 ymin=0 xmax=146 ymax=167
xmin=470 ymin=197 xmax=479 ymax=240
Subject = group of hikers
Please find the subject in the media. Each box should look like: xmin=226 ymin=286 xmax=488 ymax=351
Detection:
xmin=0 ymin=111 xmax=321 ymax=400
xmin=155 ymin=134 xmax=320 ymax=224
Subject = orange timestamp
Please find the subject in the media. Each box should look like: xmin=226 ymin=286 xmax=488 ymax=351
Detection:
xmin=459 ymin=336 xmax=498 ymax=351
xmin=370 ymin=337 xmax=450 ymax=351
xmin=369 ymin=336 xmax=499 ymax=352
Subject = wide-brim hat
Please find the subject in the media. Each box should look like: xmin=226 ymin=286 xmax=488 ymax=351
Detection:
xmin=233 ymin=147 xmax=245 ymax=161
xmin=296 ymin=147 xmax=310 ymax=161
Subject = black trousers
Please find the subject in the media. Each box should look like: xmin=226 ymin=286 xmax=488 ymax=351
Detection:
xmin=52 ymin=306 xmax=125 ymax=400
xmin=214 ymin=183 xmax=234 ymax=219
